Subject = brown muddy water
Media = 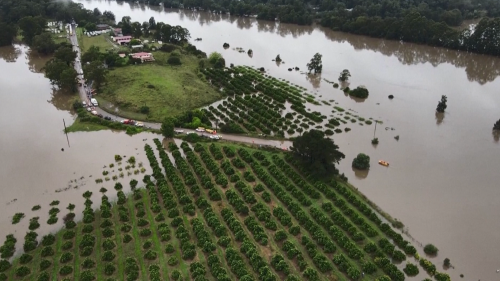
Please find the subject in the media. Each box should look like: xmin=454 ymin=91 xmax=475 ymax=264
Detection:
xmin=0 ymin=45 xmax=158 ymax=256
xmin=4 ymin=0 xmax=500 ymax=278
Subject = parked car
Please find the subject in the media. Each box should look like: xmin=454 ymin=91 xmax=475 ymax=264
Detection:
xmin=86 ymin=107 xmax=91 ymax=112
xmin=104 ymin=116 xmax=112 ymax=120
xmin=174 ymin=129 xmax=184 ymax=134
xmin=121 ymin=119 xmax=130 ymax=124
xmin=90 ymin=98 xmax=98 ymax=106
xmin=97 ymin=114 xmax=103 ymax=118
xmin=195 ymin=127 xmax=205 ymax=132
xmin=82 ymin=101 xmax=86 ymax=106
xmin=91 ymin=110 xmax=98 ymax=115
xmin=135 ymin=122 xmax=144 ymax=127
xmin=210 ymin=135 xmax=221 ymax=140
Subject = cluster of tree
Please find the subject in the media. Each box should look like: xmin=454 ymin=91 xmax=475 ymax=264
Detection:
xmin=117 ymin=16 xmax=190 ymax=45
xmin=436 ymin=95 xmax=448 ymax=113
xmin=42 ymin=44 xmax=78 ymax=92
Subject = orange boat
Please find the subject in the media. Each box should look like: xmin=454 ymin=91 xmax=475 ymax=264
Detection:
xmin=378 ymin=160 xmax=389 ymax=167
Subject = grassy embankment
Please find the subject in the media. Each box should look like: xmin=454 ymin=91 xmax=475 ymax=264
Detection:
xmin=64 ymin=118 xmax=110 ymax=133
xmin=1 ymin=140 xmax=441 ymax=281
xmin=97 ymin=51 xmax=222 ymax=122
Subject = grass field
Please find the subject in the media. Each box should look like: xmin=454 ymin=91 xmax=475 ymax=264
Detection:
xmin=76 ymin=28 xmax=115 ymax=53
xmin=0 ymin=140 xmax=441 ymax=281
xmin=99 ymin=52 xmax=222 ymax=122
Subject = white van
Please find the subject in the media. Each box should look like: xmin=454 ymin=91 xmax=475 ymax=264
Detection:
xmin=90 ymin=98 xmax=98 ymax=106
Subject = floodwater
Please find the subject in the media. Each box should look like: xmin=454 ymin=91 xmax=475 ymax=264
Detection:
xmin=0 ymin=45 xmax=156 ymax=256
xmin=75 ymin=2 xmax=500 ymax=279
xmin=1 ymin=0 xmax=499 ymax=278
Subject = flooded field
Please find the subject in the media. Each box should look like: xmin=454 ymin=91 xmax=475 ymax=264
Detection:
xmin=2 ymin=1 xmax=500 ymax=278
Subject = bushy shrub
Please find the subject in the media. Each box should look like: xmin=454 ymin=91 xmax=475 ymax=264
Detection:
xmin=352 ymin=153 xmax=370 ymax=170
xmin=104 ymin=263 xmax=116 ymax=275
xmin=167 ymin=56 xmax=181 ymax=65
xmin=62 ymin=241 xmax=73 ymax=250
xmin=167 ymin=256 xmax=179 ymax=265
xmin=19 ymin=253 xmax=33 ymax=264
xmin=123 ymin=234 xmax=133 ymax=243
xmin=39 ymin=259 xmax=51 ymax=270
xmin=40 ymin=246 xmax=54 ymax=257
xmin=102 ymin=250 xmax=116 ymax=262
xmin=82 ymin=258 xmax=96 ymax=269
xmin=60 ymin=252 xmax=73 ymax=263
xmin=165 ymin=244 xmax=175 ymax=253
xmin=80 ymin=270 xmax=96 ymax=281
xmin=144 ymin=250 xmax=158 ymax=260
xmin=15 ymin=266 xmax=30 ymax=277
xmin=59 ymin=265 xmax=73 ymax=275
xmin=424 ymin=244 xmax=438 ymax=255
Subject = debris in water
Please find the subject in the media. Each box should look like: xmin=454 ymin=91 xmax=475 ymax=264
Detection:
xmin=61 ymin=148 xmax=64 ymax=151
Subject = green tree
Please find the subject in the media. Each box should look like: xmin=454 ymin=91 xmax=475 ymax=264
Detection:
xmin=81 ymin=46 xmax=102 ymax=64
xmin=306 ymin=53 xmax=322 ymax=73
xmin=349 ymin=86 xmax=369 ymax=98
xmin=291 ymin=129 xmax=345 ymax=176
xmin=0 ymin=22 xmax=17 ymax=47
xmin=54 ymin=45 xmax=77 ymax=65
xmin=436 ymin=95 xmax=447 ymax=113
xmin=18 ymin=16 xmax=46 ymax=45
xmin=161 ymin=117 xmax=175 ymax=138
xmin=83 ymin=60 xmax=108 ymax=90
xmin=59 ymin=68 xmax=78 ymax=92
xmin=339 ymin=69 xmax=351 ymax=82
xmin=43 ymin=58 xmax=70 ymax=86
xmin=85 ymin=23 xmax=97 ymax=32
xmin=32 ymin=33 xmax=57 ymax=54
xmin=493 ymin=119 xmax=500 ymax=131
xmin=423 ymin=244 xmax=438 ymax=255
xmin=352 ymin=153 xmax=370 ymax=170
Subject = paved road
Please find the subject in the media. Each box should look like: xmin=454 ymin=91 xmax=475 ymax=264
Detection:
xmin=67 ymin=26 xmax=292 ymax=149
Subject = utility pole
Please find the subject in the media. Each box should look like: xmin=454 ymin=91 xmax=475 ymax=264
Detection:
xmin=373 ymin=120 xmax=377 ymax=138
xmin=63 ymin=119 xmax=70 ymax=147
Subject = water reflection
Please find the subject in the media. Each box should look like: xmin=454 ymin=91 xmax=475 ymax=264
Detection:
xmin=352 ymin=167 xmax=369 ymax=179
xmin=435 ymin=112 xmax=445 ymax=125
xmin=27 ymin=50 xmax=52 ymax=73
xmin=321 ymin=29 xmax=500 ymax=84
xmin=169 ymin=8 xmax=500 ymax=84
xmin=50 ymin=88 xmax=78 ymax=113
xmin=305 ymin=73 xmax=321 ymax=89
xmin=0 ymin=45 xmax=21 ymax=63
xmin=493 ymin=131 xmax=499 ymax=143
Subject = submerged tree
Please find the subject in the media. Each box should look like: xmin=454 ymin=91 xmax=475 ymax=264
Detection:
xmin=338 ymin=69 xmax=351 ymax=82
xmin=291 ymin=129 xmax=345 ymax=176
xmin=275 ymin=54 xmax=282 ymax=62
xmin=436 ymin=95 xmax=448 ymax=113
xmin=306 ymin=53 xmax=322 ymax=74
xmin=352 ymin=153 xmax=370 ymax=170
xmin=493 ymin=119 xmax=500 ymax=130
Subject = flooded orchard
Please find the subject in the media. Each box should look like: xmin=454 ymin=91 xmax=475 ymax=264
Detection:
xmin=0 ymin=0 xmax=499 ymax=278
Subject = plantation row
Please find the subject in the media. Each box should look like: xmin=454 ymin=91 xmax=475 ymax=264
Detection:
xmin=200 ymin=66 xmax=332 ymax=136
xmin=282 ymin=155 xmax=450 ymax=281
xmin=0 ymin=140 xmax=448 ymax=281
xmin=201 ymin=66 xmax=370 ymax=136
